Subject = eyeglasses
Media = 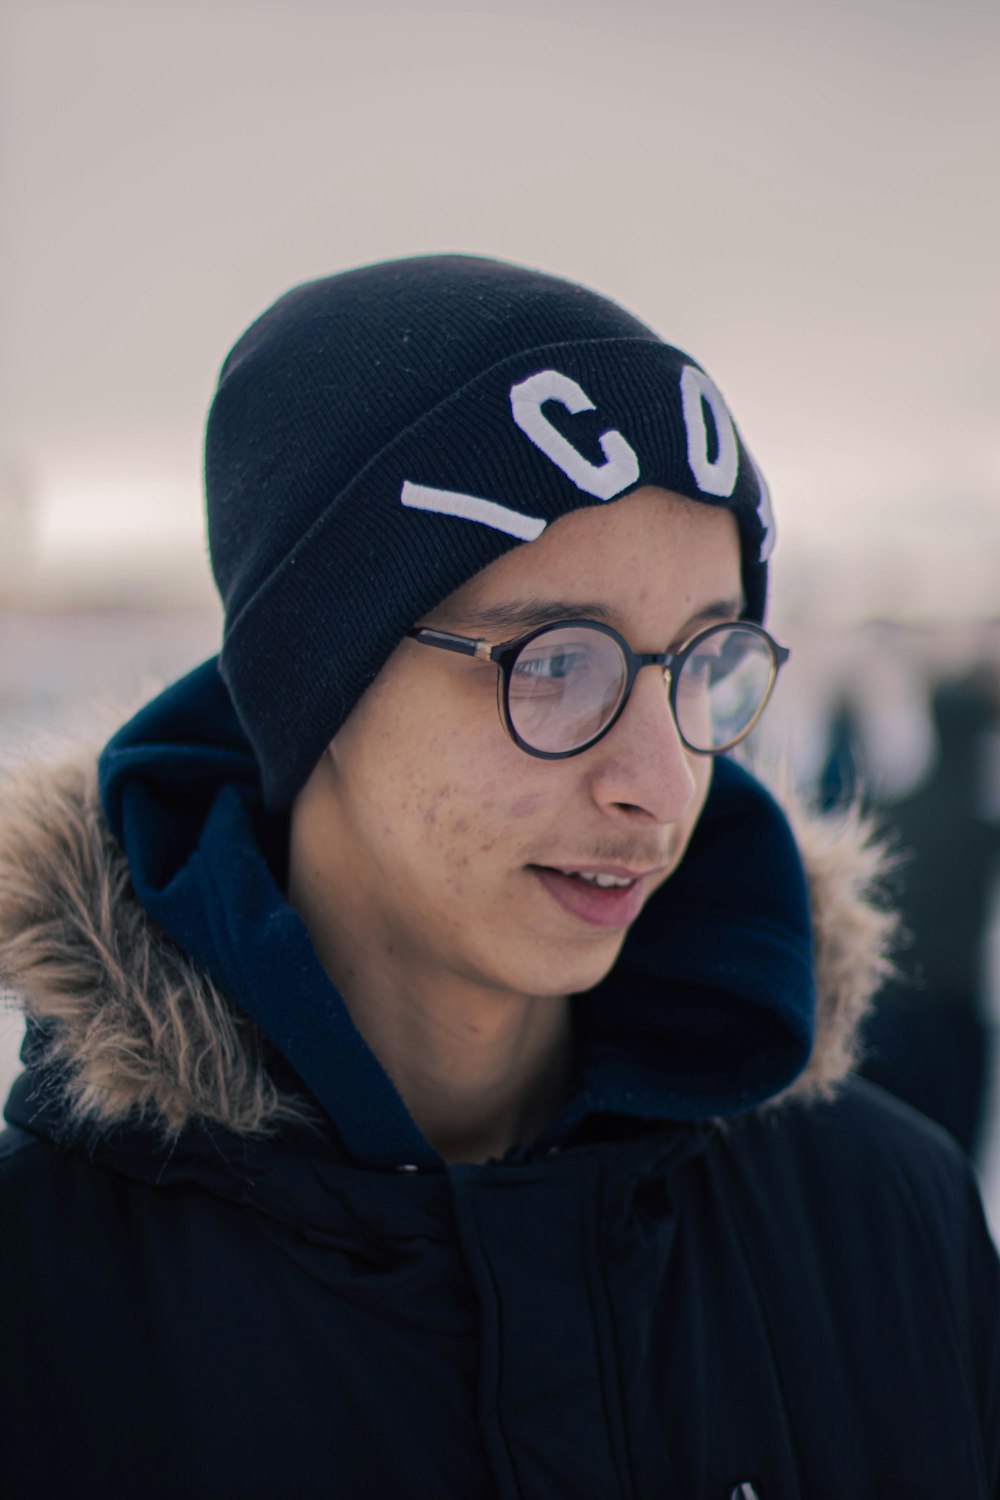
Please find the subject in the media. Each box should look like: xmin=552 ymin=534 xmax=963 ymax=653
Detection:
xmin=408 ymin=618 xmax=790 ymax=760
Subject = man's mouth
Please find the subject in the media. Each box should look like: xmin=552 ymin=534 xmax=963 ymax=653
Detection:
xmin=552 ymin=868 xmax=636 ymax=888
xmin=528 ymin=864 xmax=659 ymax=928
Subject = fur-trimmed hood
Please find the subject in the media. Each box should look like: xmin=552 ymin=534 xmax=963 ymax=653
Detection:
xmin=0 ymin=663 xmax=898 ymax=1163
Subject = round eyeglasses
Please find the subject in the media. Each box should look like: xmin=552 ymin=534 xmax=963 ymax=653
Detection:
xmin=408 ymin=618 xmax=790 ymax=760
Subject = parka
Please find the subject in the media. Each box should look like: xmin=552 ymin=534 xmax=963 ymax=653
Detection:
xmin=1 ymin=660 xmax=998 ymax=1499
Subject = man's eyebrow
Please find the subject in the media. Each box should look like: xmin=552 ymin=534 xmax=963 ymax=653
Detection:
xmin=679 ymin=597 xmax=746 ymax=633
xmin=442 ymin=595 xmax=746 ymax=636
xmin=445 ymin=599 xmax=617 ymax=634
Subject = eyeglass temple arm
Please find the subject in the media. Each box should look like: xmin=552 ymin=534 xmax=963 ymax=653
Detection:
xmin=409 ymin=627 xmax=495 ymax=662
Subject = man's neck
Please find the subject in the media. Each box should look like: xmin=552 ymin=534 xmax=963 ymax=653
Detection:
xmin=363 ymin=982 xmax=575 ymax=1164
xmin=290 ymin=893 xmax=574 ymax=1164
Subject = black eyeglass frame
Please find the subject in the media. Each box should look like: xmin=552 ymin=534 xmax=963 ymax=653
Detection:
xmin=407 ymin=618 xmax=790 ymax=761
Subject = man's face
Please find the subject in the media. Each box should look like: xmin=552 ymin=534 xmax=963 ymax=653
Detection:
xmin=289 ymin=487 xmax=742 ymax=1003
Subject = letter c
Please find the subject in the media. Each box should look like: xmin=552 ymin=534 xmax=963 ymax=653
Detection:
xmin=510 ymin=370 xmax=640 ymax=500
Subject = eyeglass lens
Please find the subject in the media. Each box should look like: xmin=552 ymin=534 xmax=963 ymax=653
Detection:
xmin=506 ymin=624 xmax=775 ymax=754
xmin=507 ymin=627 xmax=629 ymax=754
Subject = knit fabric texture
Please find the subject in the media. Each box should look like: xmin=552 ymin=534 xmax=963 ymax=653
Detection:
xmin=205 ymin=254 xmax=775 ymax=808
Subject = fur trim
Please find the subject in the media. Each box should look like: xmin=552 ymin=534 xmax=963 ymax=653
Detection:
xmin=0 ymin=753 xmax=898 ymax=1137
xmin=762 ymin=770 xmax=899 ymax=1105
xmin=0 ymin=757 xmax=315 ymax=1137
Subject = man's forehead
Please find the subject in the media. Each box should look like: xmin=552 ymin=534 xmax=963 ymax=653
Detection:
xmin=429 ymin=488 xmax=744 ymax=634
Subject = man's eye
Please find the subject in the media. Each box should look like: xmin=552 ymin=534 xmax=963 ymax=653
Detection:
xmin=512 ymin=651 xmax=586 ymax=685
xmin=518 ymin=652 xmax=577 ymax=678
xmin=680 ymin=649 xmax=728 ymax=687
xmin=685 ymin=653 xmax=716 ymax=678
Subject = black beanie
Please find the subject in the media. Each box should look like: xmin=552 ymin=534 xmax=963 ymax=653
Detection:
xmin=205 ymin=254 xmax=776 ymax=809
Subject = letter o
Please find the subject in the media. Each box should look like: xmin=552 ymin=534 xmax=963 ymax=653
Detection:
xmin=680 ymin=366 xmax=739 ymax=498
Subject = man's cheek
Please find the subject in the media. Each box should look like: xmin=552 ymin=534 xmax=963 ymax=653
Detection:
xmin=414 ymin=784 xmax=454 ymax=833
xmin=507 ymin=790 xmax=548 ymax=820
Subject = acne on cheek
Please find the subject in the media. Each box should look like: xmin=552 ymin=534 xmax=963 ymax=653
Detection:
xmin=507 ymin=792 xmax=547 ymax=819
xmin=417 ymin=787 xmax=457 ymax=832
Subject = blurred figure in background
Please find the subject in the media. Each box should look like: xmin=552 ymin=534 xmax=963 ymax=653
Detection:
xmin=822 ymin=645 xmax=1000 ymax=1160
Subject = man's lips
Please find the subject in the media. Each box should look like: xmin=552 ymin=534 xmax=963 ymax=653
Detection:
xmin=542 ymin=863 xmax=664 ymax=881
xmin=528 ymin=864 xmax=661 ymax=929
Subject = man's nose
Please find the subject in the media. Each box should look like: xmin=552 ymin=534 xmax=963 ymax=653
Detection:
xmin=587 ymin=664 xmax=699 ymax=824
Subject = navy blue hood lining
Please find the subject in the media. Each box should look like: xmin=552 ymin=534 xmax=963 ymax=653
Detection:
xmin=96 ymin=658 xmax=814 ymax=1170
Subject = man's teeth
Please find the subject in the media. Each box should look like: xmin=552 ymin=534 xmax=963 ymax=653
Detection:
xmin=564 ymin=871 xmax=634 ymax=888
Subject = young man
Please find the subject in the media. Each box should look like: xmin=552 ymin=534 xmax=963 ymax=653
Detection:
xmin=1 ymin=255 xmax=997 ymax=1498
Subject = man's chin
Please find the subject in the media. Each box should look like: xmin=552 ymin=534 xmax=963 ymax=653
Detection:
xmin=534 ymin=935 xmax=628 ymax=1000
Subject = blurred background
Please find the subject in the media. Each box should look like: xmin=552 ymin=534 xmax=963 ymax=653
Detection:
xmin=1 ymin=0 xmax=998 ymax=1226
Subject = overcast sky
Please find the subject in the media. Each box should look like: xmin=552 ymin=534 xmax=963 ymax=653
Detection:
xmin=1 ymin=0 xmax=997 ymax=620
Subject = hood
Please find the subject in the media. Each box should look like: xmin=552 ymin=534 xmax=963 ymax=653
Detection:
xmin=0 ymin=660 xmax=897 ymax=1170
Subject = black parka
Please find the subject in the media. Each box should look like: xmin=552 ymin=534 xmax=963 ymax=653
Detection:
xmin=1 ymin=664 xmax=998 ymax=1498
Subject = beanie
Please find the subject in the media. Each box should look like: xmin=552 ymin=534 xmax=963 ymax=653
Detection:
xmin=205 ymin=254 xmax=776 ymax=809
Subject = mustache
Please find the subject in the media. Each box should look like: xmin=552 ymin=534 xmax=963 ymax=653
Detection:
xmin=533 ymin=840 xmax=677 ymax=871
